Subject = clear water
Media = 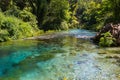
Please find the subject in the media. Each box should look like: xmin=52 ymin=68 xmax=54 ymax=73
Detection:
xmin=0 ymin=29 xmax=120 ymax=80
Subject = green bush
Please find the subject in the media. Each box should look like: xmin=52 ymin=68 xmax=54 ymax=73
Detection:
xmin=4 ymin=6 xmax=20 ymax=17
xmin=42 ymin=0 xmax=71 ymax=31
xmin=4 ymin=7 xmax=38 ymax=29
xmin=99 ymin=32 xmax=116 ymax=47
xmin=18 ymin=10 xmax=38 ymax=28
xmin=0 ymin=12 xmax=39 ymax=42
xmin=0 ymin=30 xmax=10 ymax=41
xmin=60 ymin=21 xmax=69 ymax=30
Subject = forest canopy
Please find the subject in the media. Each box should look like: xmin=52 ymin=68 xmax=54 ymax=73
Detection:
xmin=0 ymin=0 xmax=120 ymax=42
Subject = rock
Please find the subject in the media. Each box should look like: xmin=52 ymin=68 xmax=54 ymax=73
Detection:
xmin=93 ymin=23 xmax=120 ymax=46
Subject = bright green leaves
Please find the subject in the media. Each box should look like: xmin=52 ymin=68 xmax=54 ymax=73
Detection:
xmin=99 ymin=32 xmax=116 ymax=47
xmin=47 ymin=0 xmax=71 ymax=22
xmin=0 ymin=12 xmax=38 ymax=42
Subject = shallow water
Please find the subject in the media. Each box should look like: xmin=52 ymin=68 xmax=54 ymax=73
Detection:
xmin=0 ymin=29 xmax=120 ymax=80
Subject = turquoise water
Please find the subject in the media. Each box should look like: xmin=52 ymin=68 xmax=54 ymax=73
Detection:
xmin=0 ymin=29 xmax=120 ymax=80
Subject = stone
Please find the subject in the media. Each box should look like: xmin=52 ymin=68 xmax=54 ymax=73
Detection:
xmin=93 ymin=23 xmax=120 ymax=46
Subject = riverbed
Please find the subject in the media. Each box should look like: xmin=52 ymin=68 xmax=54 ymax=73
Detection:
xmin=0 ymin=29 xmax=120 ymax=80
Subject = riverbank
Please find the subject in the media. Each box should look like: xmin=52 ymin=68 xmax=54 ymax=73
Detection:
xmin=93 ymin=23 xmax=120 ymax=47
xmin=24 ymin=29 xmax=96 ymax=40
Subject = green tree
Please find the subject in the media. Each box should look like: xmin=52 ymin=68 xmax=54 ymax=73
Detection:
xmin=0 ymin=0 xmax=13 ymax=11
xmin=26 ymin=0 xmax=50 ymax=28
xmin=42 ymin=0 xmax=71 ymax=30
xmin=109 ymin=0 xmax=120 ymax=22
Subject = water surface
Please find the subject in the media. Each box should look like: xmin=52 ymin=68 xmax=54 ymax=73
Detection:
xmin=0 ymin=29 xmax=120 ymax=80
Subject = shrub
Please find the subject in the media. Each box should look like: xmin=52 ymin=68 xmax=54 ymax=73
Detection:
xmin=18 ymin=10 xmax=38 ymax=28
xmin=4 ymin=7 xmax=38 ymax=29
xmin=60 ymin=21 xmax=69 ymax=30
xmin=0 ymin=30 xmax=10 ymax=42
xmin=0 ymin=12 xmax=39 ymax=42
xmin=4 ymin=6 xmax=20 ymax=17
xmin=99 ymin=32 xmax=116 ymax=47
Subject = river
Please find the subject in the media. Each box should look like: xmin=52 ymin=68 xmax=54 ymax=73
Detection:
xmin=0 ymin=29 xmax=120 ymax=80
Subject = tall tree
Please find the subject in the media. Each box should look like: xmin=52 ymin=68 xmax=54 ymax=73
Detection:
xmin=26 ymin=0 xmax=50 ymax=28
xmin=110 ymin=0 xmax=120 ymax=21
xmin=42 ymin=0 xmax=71 ymax=30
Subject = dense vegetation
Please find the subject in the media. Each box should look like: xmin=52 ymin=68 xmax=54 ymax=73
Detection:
xmin=78 ymin=0 xmax=120 ymax=31
xmin=0 ymin=12 xmax=39 ymax=42
xmin=0 ymin=0 xmax=120 ymax=44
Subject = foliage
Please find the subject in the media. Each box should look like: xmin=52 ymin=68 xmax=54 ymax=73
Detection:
xmin=0 ymin=12 xmax=39 ymax=42
xmin=79 ymin=0 xmax=120 ymax=30
xmin=78 ymin=0 xmax=102 ymax=30
xmin=42 ymin=0 xmax=71 ymax=31
xmin=4 ymin=6 xmax=38 ymax=29
xmin=19 ymin=10 xmax=38 ymax=28
xmin=0 ymin=0 xmax=12 ymax=11
xmin=4 ymin=6 xmax=20 ymax=17
xmin=60 ymin=21 xmax=69 ymax=30
xmin=0 ymin=30 xmax=10 ymax=42
xmin=108 ymin=0 xmax=120 ymax=22
xmin=25 ymin=0 xmax=50 ymax=28
xmin=69 ymin=0 xmax=79 ymax=28
xmin=99 ymin=32 xmax=116 ymax=47
xmin=0 ymin=0 xmax=120 ymax=42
